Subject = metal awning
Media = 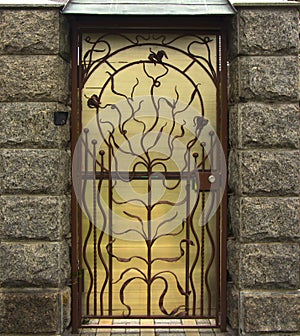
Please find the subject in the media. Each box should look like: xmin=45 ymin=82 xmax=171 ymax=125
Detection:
xmin=62 ymin=0 xmax=237 ymax=15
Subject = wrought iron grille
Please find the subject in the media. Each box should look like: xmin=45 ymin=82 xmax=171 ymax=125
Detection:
xmin=72 ymin=30 xmax=227 ymax=328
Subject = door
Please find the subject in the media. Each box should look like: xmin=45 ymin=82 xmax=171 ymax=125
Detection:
xmin=72 ymin=24 xmax=227 ymax=331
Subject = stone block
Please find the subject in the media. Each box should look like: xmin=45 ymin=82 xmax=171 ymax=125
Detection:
xmin=228 ymin=197 xmax=240 ymax=239
xmin=0 ymin=149 xmax=70 ymax=194
xmin=228 ymin=104 xmax=238 ymax=149
xmin=227 ymin=239 xmax=239 ymax=283
xmin=228 ymin=11 xmax=238 ymax=60
xmin=61 ymin=287 xmax=71 ymax=331
xmin=228 ymin=241 xmax=299 ymax=289
xmin=229 ymin=56 xmax=299 ymax=103
xmin=229 ymin=103 xmax=299 ymax=149
xmin=0 ymin=195 xmax=70 ymax=241
xmin=0 ymin=290 xmax=58 ymax=334
xmin=59 ymin=14 xmax=71 ymax=60
xmin=229 ymin=197 xmax=300 ymax=242
xmin=0 ymin=242 xmax=70 ymax=287
xmin=228 ymin=150 xmax=240 ymax=194
xmin=230 ymin=8 xmax=299 ymax=57
xmin=0 ymin=9 xmax=70 ymax=57
xmin=227 ymin=283 xmax=239 ymax=330
xmin=0 ymin=55 xmax=70 ymax=103
xmin=0 ymin=102 xmax=70 ymax=148
xmin=228 ymin=150 xmax=299 ymax=196
xmin=240 ymin=291 xmax=300 ymax=333
xmin=0 ymin=289 xmax=70 ymax=334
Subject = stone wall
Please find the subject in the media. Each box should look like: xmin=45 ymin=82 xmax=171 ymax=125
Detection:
xmin=0 ymin=5 xmax=71 ymax=335
xmin=0 ymin=3 xmax=299 ymax=336
xmin=228 ymin=6 xmax=300 ymax=335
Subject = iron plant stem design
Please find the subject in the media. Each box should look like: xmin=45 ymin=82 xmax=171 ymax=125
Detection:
xmin=78 ymin=32 xmax=221 ymax=320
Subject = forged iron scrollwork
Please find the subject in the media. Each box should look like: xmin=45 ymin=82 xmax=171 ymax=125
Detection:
xmin=79 ymin=32 xmax=220 ymax=319
xmin=81 ymin=33 xmax=218 ymax=87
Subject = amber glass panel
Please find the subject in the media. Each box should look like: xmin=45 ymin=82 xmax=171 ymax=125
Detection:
xmin=80 ymin=32 xmax=219 ymax=318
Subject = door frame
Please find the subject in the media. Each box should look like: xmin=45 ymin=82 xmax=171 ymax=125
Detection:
xmin=70 ymin=15 xmax=229 ymax=333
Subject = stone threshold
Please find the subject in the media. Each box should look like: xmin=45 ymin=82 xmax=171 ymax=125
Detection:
xmin=78 ymin=319 xmax=236 ymax=336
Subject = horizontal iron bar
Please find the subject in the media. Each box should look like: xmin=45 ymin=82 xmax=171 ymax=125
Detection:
xmin=81 ymin=171 xmax=220 ymax=190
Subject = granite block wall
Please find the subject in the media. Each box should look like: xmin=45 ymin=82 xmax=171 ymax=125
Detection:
xmin=228 ymin=7 xmax=300 ymax=335
xmin=0 ymin=5 xmax=71 ymax=335
xmin=0 ymin=3 xmax=299 ymax=336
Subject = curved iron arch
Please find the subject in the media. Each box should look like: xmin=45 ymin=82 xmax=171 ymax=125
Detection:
xmin=81 ymin=34 xmax=218 ymax=87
